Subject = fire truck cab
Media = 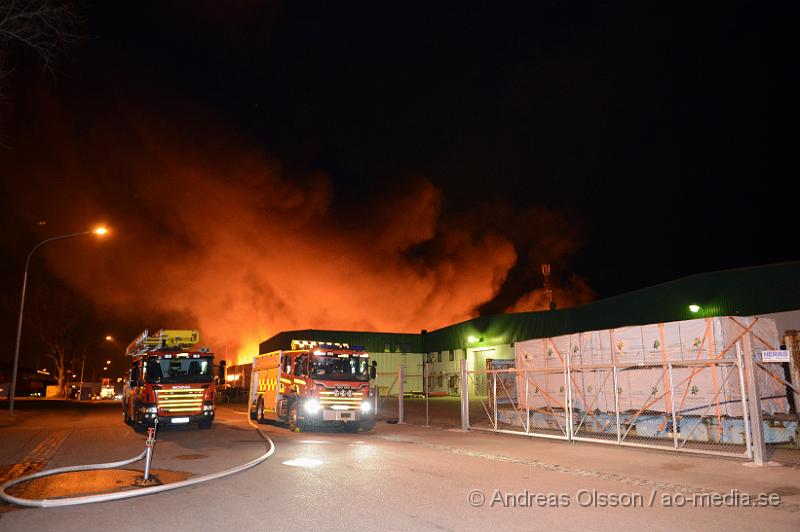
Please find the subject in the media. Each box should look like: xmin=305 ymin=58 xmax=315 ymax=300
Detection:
xmin=122 ymin=329 xmax=219 ymax=432
xmin=249 ymin=341 xmax=377 ymax=432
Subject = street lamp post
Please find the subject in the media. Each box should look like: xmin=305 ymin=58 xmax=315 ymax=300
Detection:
xmin=8 ymin=227 xmax=108 ymax=415
xmin=75 ymin=336 xmax=112 ymax=401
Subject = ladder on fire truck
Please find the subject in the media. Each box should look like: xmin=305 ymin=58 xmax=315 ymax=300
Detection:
xmin=125 ymin=329 xmax=200 ymax=356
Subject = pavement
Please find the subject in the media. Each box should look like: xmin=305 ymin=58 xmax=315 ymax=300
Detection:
xmin=0 ymin=412 xmax=15 ymax=429
xmin=0 ymin=400 xmax=798 ymax=531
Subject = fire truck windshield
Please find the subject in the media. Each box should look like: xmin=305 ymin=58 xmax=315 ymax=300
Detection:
xmin=144 ymin=356 xmax=214 ymax=384
xmin=310 ymin=354 xmax=369 ymax=382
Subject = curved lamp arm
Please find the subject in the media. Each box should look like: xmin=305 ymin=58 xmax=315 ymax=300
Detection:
xmin=9 ymin=229 xmax=104 ymax=415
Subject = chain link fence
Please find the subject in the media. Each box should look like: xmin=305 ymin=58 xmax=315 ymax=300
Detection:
xmin=420 ymin=368 xmax=462 ymax=427
xmin=465 ymin=371 xmax=491 ymax=430
xmin=569 ymin=365 xmax=617 ymax=443
xmin=374 ymin=346 xmax=800 ymax=465
xmin=465 ymin=358 xmax=750 ymax=458
xmin=375 ymin=371 xmax=401 ymax=422
xmin=754 ymin=360 xmax=800 ymax=464
xmin=374 ymin=367 xmax=464 ymax=427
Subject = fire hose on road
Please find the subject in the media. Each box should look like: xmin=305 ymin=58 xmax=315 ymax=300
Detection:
xmin=0 ymin=416 xmax=274 ymax=508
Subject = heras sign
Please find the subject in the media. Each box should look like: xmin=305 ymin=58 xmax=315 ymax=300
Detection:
xmin=762 ymin=350 xmax=791 ymax=363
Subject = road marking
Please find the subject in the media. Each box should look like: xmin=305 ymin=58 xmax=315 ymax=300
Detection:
xmin=0 ymin=430 xmax=71 ymax=488
xmin=27 ymin=430 xmax=71 ymax=462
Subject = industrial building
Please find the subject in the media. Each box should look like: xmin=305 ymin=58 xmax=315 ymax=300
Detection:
xmin=258 ymin=261 xmax=800 ymax=397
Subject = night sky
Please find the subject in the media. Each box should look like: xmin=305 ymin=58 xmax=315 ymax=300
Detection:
xmin=1 ymin=1 xmax=798 ymax=364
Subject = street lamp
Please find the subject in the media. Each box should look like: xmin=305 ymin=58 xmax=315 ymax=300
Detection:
xmin=466 ymin=335 xmax=483 ymax=345
xmin=8 ymin=226 xmax=109 ymax=415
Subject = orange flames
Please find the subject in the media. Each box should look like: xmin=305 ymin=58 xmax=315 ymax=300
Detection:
xmin=3 ymin=93 xmax=586 ymax=365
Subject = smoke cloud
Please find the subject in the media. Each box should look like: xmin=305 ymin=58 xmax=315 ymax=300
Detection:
xmin=505 ymin=274 xmax=596 ymax=313
xmin=2 ymin=98 xmax=535 ymax=362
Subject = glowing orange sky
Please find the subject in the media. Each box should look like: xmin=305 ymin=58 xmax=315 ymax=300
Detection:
xmin=5 ymin=98 xmax=586 ymax=365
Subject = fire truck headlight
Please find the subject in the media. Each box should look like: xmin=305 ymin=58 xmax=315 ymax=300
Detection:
xmin=304 ymin=399 xmax=321 ymax=414
xmin=145 ymin=406 xmax=158 ymax=414
xmin=360 ymin=401 xmax=371 ymax=413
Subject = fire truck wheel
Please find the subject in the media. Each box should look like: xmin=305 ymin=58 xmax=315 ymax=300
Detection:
xmin=255 ymin=398 xmax=265 ymax=424
xmin=198 ymin=418 xmax=213 ymax=429
xmin=288 ymin=404 xmax=302 ymax=432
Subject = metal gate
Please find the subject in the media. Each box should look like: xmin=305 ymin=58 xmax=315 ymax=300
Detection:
xmin=464 ymin=356 xmax=753 ymax=458
xmin=753 ymin=359 xmax=800 ymax=464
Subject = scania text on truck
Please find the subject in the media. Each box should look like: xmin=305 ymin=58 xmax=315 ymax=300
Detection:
xmin=122 ymin=329 xmax=224 ymax=431
xmin=249 ymin=341 xmax=377 ymax=432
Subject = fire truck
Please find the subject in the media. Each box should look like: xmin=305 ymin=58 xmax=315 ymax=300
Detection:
xmin=249 ymin=340 xmax=377 ymax=432
xmin=122 ymin=329 xmax=222 ymax=432
xmin=100 ymin=378 xmax=116 ymax=399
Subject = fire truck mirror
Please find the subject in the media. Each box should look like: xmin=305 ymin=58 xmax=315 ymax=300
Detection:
xmin=369 ymin=361 xmax=377 ymax=380
xmin=131 ymin=366 xmax=140 ymax=384
xmin=218 ymin=360 xmax=226 ymax=382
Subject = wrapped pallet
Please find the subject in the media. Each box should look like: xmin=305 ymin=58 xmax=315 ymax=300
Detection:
xmin=514 ymin=316 xmax=787 ymax=420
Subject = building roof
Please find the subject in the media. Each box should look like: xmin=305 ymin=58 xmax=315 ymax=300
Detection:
xmin=259 ymin=261 xmax=800 ymax=354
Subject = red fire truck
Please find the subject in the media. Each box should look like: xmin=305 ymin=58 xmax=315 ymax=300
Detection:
xmin=122 ymin=329 xmax=223 ymax=432
xmin=249 ymin=341 xmax=377 ymax=432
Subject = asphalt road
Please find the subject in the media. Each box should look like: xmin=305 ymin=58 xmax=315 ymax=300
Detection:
xmin=1 ymin=401 xmax=798 ymax=531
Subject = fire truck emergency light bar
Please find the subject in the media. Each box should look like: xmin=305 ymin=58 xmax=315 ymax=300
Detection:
xmin=291 ymin=340 xmax=352 ymax=350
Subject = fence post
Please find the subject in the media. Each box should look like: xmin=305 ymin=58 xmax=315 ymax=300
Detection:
xmin=398 ymin=365 xmax=405 ymax=424
xmin=565 ymin=352 xmax=572 ymax=440
xmin=374 ymin=380 xmax=378 ymax=416
xmin=460 ymin=357 xmax=468 ymax=431
xmin=735 ymin=342 xmax=753 ymax=457
xmin=613 ymin=364 xmax=621 ymax=444
xmin=424 ymin=360 xmax=429 ymax=427
xmin=741 ymin=337 xmax=767 ymax=465
xmin=492 ymin=371 xmax=498 ymax=430
xmin=525 ymin=369 xmax=530 ymax=434
xmin=667 ymin=362 xmax=678 ymax=450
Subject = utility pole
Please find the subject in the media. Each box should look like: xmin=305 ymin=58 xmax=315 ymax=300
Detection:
xmin=542 ymin=264 xmax=556 ymax=311
xmin=79 ymin=354 xmax=86 ymax=401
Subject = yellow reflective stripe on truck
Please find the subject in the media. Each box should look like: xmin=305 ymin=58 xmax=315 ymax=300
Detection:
xmin=257 ymin=376 xmax=282 ymax=391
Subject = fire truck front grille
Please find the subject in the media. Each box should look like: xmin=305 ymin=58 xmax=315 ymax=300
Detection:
xmin=319 ymin=390 xmax=363 ymax=408
xmin=157 ymin=388 xmax=204 ymax=413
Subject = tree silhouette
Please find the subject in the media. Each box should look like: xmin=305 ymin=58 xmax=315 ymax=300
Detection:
xmin=0 ymin=1 xmax=79 ymax=103
xmin=25 ymin=282 xmax=92 ymax=396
